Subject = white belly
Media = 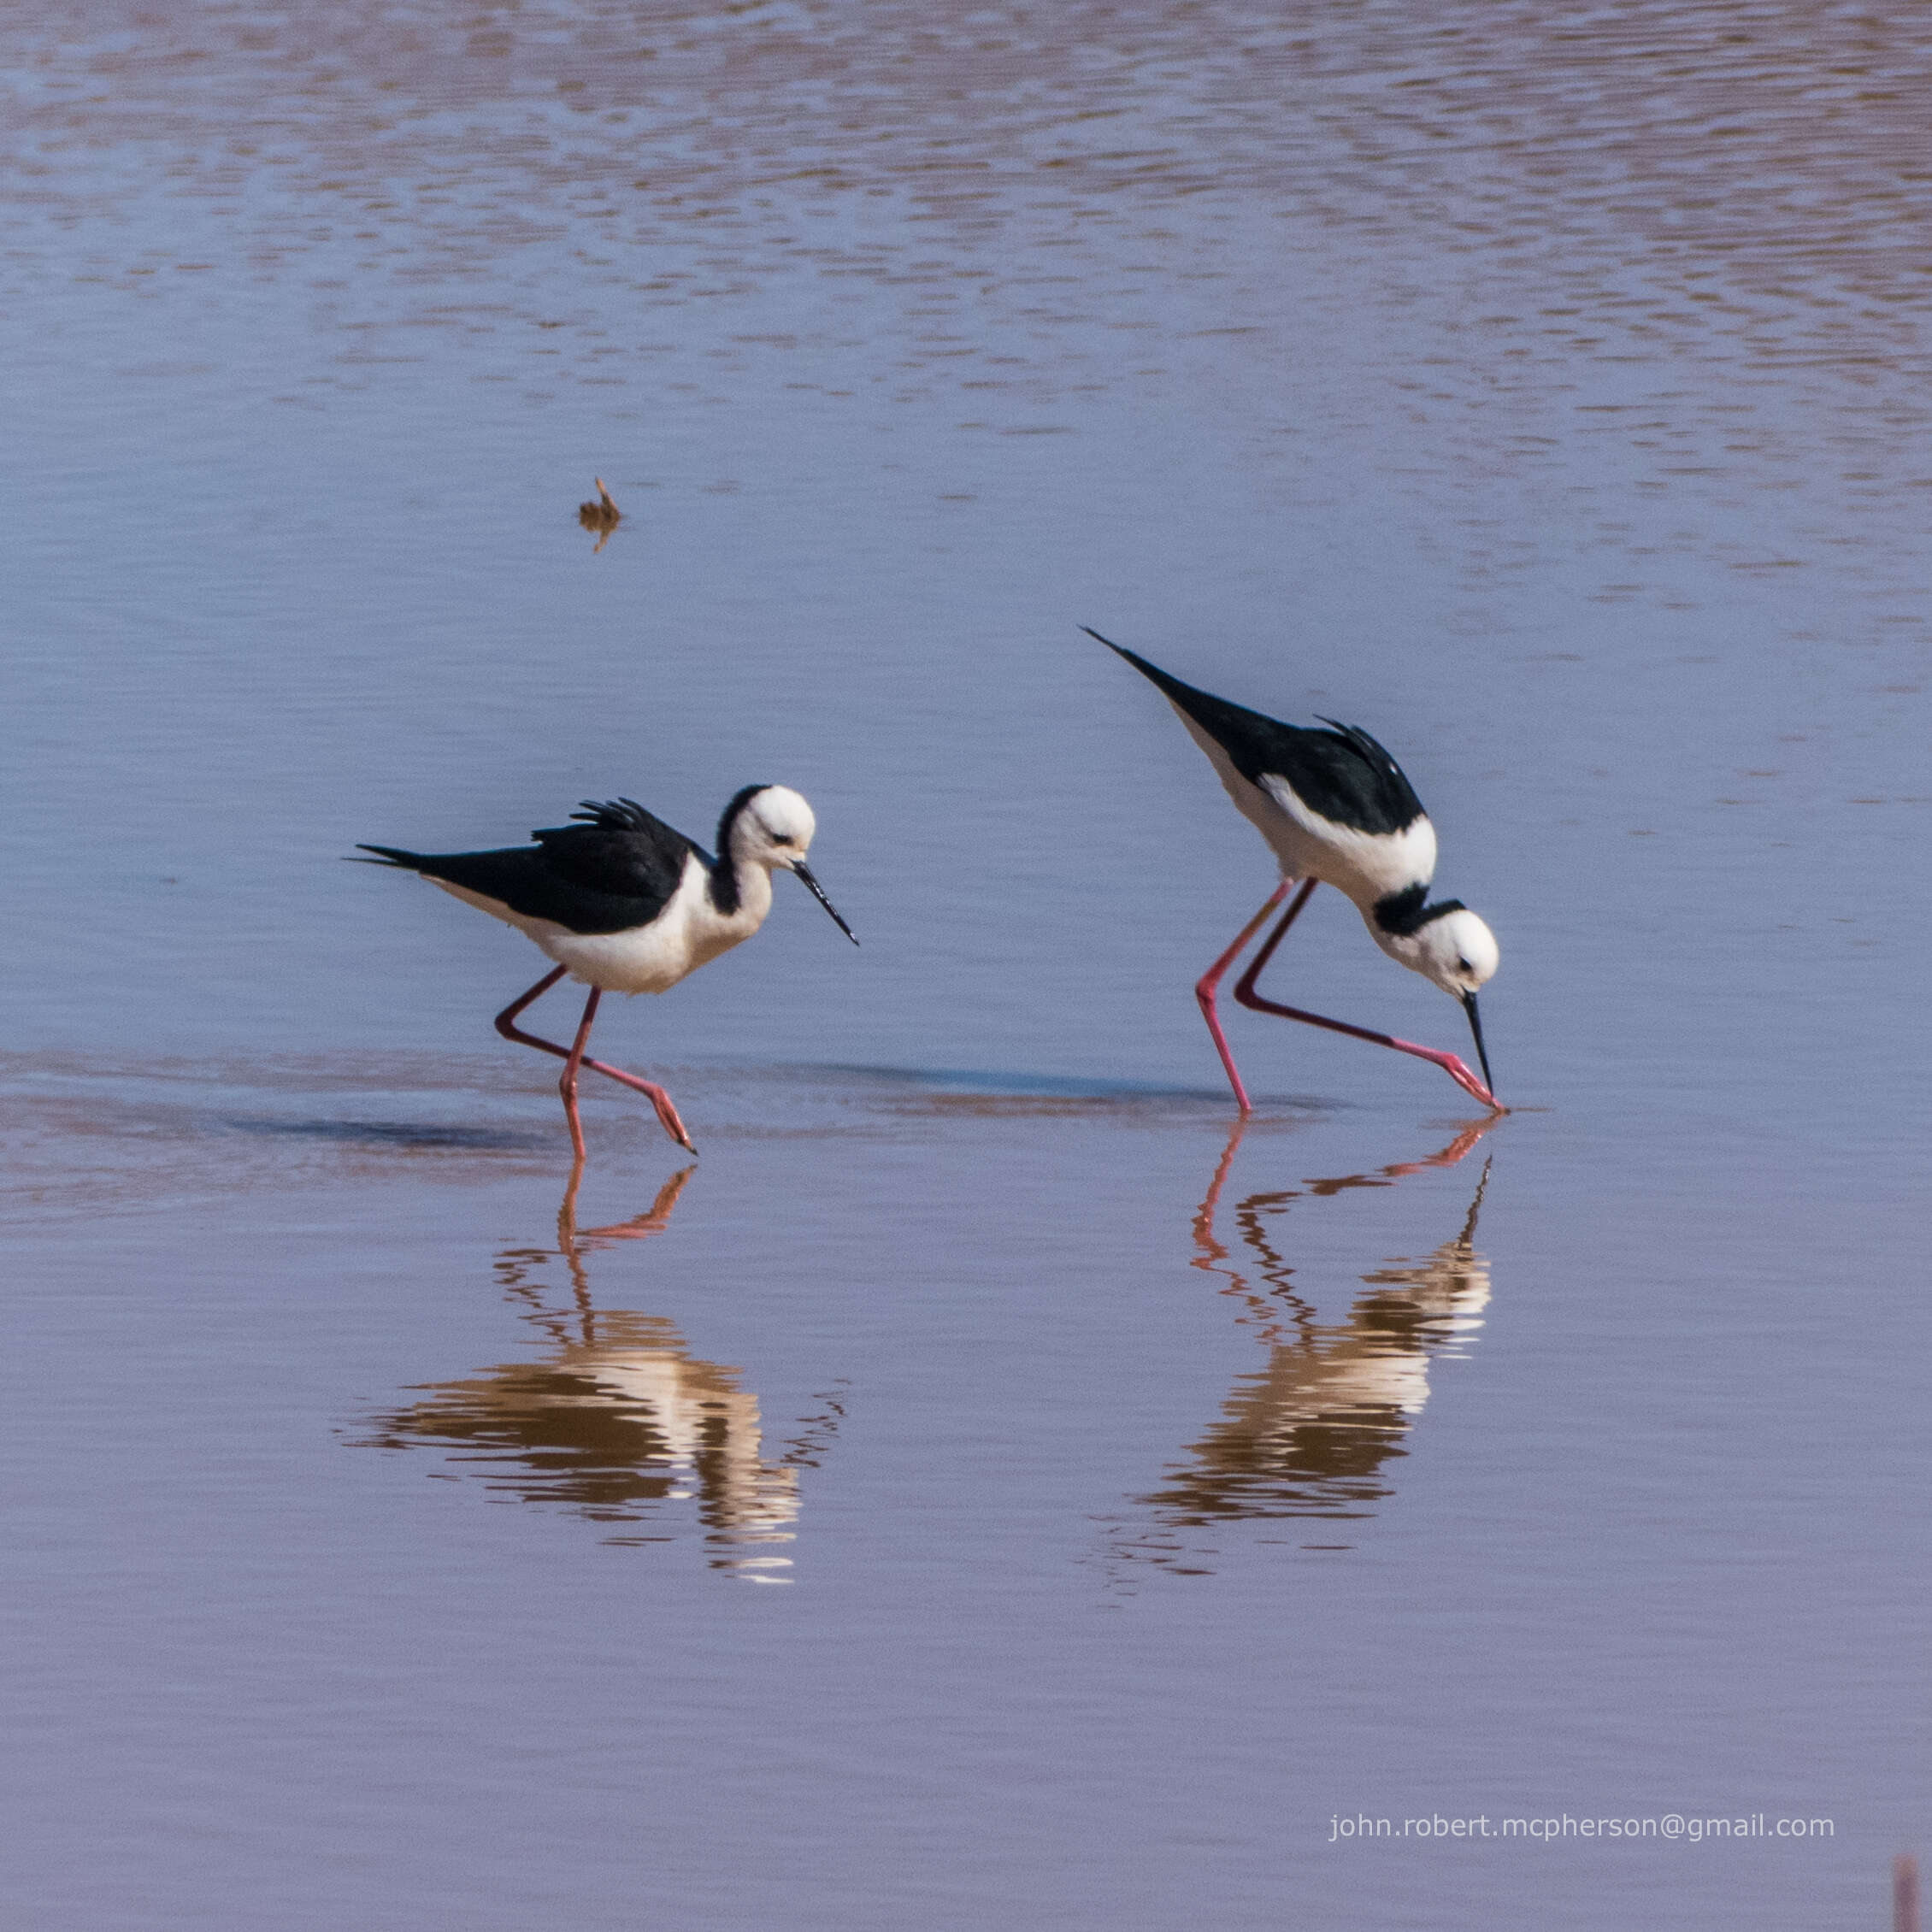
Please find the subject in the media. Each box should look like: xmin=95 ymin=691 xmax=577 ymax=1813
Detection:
xmin=430 ymin=854 xmax=772 ymax=995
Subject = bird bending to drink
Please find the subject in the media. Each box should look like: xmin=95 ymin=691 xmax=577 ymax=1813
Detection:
xmin=1091 ymin=630 xmax=1500 ymax=1111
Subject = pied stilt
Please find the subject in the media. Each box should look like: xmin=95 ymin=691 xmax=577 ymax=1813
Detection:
xmin=356 ymin=785 xmax=857 ymax=1158
xmin=1090 ymin=630 xmax=1501 ymax=1111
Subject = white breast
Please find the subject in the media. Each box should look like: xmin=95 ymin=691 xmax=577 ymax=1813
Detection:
xmin=1257 ymin=775 xmax=1438 ymax=904
xmin=430 ymin=853 xmax=775 ymax=995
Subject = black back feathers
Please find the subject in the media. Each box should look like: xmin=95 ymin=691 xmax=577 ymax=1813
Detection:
xmin=355 ymin=796 xmax=704 ymax=936
xmin=1090 ymin=629 xmax=1428 ymax=837
xmin=535 ymin=798 xmax=698 ymax=906
xmin=566 ymin=798 xmax=663 ymax=833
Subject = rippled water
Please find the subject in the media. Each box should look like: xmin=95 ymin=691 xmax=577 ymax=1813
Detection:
xmin=3 ymin=4 xmax=1927 ymax=1927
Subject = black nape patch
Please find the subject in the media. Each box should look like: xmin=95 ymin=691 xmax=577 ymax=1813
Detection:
xmin=361 ymin=793 xmax=704 ymax=936
xmin=1373 ymin=884 xmax=1467 ymax=936
xmin=708 ymin=784 xmax=771 ymax=915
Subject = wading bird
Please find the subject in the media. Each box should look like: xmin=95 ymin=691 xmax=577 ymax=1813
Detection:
xmin=356 ymin=786 xmax=857 ymax=1158
xmin=1090 ymin=631 xmax=1500 ymax=1110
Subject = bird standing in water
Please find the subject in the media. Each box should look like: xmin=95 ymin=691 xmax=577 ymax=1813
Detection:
xmin=356 ymin=785 xmax=857 ymax=1158
xmin=1091 ymin=631 xmax=1500 ymax=1111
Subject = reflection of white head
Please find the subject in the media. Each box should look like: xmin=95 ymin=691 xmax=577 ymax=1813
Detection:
xmin=1258 ymin=1239 xmax=1491 ymax=1420
xmin=727 ymin=785 xmax=818 ymax=870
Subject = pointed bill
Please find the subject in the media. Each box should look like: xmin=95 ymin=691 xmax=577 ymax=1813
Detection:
xmin=792 ymin=862 xmax=859 ymax=945
xmin=1461 ymin=991 xmax=1495 ymax=1101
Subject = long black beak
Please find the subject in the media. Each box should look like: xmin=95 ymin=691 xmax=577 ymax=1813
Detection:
xmin=792 ymin=861 xmax=859 ymax=945
xmin=1461 ymin=991 xmax=1495 ymax=1100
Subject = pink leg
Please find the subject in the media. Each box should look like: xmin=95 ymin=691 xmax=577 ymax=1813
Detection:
xmin=1232 ymin=892 xmax=1500 ymax=1110
xmin=1197 ymin=882 xmax=1293 ymax=1112
xmin=558 ymin=987 xmax=601 ymax=1163
xmin=493 ymin=967 xmax=698 ymax=1152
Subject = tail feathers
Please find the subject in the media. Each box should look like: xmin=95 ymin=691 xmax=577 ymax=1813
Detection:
xmin=1083 ymin=626 xmax=1211 ymax=709
xmin=1083 ymin=625 xmax=1136 ymax=663
xmin=350 ymin=844 xmax=424 ymax=869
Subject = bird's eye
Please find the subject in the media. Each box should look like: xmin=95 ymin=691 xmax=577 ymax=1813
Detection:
xmin=771 ymin=833 xmax=793 ymax=845
xmin=1456 ymin=957 xmax=1471 ymax=973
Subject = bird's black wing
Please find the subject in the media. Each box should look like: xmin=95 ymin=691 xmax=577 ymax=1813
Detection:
xmin=1090 ymin=630 xmax=1426 ymax=834
xmin=355 ymin=799 xmax=703 ymax=936
xmin=533 ymin=798 xmax=705 ymax=901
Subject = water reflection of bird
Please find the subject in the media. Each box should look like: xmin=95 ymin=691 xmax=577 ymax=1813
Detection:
xmin=578 ymin=475 xmax=621 ymax=551
xmin=350 ymin=1169 xmax=846 ymax=1582
xmin=355 ymin=785 xmax=857 ymax=1158
xmin=1113 ymin=1121 xmax=1494 ymax=1570
xmin=1089 ymin=630 xmax=1500 ymax=1111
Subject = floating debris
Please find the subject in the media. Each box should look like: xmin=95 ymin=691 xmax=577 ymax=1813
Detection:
xmin=578 ymin=476 xmax=621 ymax=551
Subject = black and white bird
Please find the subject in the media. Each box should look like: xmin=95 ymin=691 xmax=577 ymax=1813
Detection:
xmin=356 ymin=785 xmax=857 ymax=1159
xmin=1090 ymin=630 xmax=1500 ymax=1111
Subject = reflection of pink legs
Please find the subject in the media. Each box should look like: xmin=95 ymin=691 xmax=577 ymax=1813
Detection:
xmin=1231 ymin=886 xmax=1499 ymax=1110
xmin=1190 ymin=1118 xmax=1248 ymax=1265
xmin=492 ymin=966 xmax=697 ymax=1153
xmin=1382 ymin=1120 xmax=1492 ymax=1175
xmin=1197 ymin=883 xmax=1292 ymax=1111
xmin=559 ymin=1158 xmax=696 ymax=1261
xmin=1192 ymin=1115 xmax=1495 ymax=1294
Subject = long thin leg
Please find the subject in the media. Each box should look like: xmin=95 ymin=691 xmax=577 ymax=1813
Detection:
xmin=1197 ymin=882 xmax=1293 ymax=1112
xmin=559 ymin=987 xmax=601 ymax=1163
xmin=495 ymin=964 xmax=570 ymax=1038
xmin=1232 ymin=894 xmax=1499 ymax=1110
xmin=492 ymin=966 xmax=698 ymax=1152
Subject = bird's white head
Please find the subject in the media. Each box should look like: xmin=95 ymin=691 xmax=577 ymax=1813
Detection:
xmin=1405 ymin=907 xmax=1499 ymax=999
xmin=720 ymin=785 xmax=859 ymax=945
xmin=1382 ymin=905 xmax=1499 ymax=1101
xmin=725 ymin=784 xmax=818 ymax=870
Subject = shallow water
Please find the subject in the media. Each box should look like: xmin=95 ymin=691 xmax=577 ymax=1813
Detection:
xmin=2 ymin=4 xmax=1927 ymax=1927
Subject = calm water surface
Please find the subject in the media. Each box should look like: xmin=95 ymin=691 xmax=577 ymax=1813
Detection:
xmin=2 ymin=3 xmax=1927 ymax=1927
